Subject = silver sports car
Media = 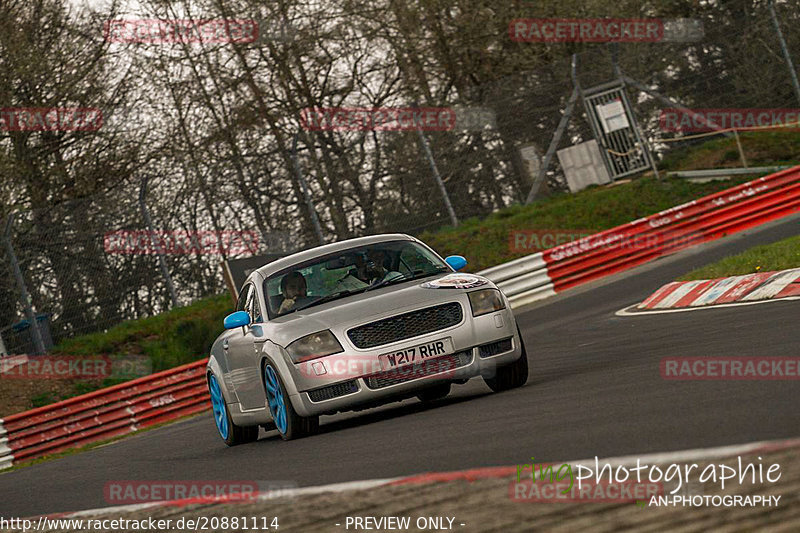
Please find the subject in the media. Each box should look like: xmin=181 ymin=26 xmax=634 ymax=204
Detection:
xmin=207 ymin=233 xmax=528 ymax=444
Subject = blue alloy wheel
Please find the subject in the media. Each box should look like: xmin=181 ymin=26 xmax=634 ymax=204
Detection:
xmin=264 ymin=365 xmax=288 ymax=434
xmin=208 ymin=374 xmax=229 ymax=440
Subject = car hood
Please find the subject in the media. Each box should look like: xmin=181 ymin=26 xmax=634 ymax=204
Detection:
xmin=265 ymin=274 xmax=490 ymax=349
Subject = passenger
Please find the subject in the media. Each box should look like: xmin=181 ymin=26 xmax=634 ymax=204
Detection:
xmin=337 ymin=248 xmax=402 ymax=290
xmin=278 ymin=271 xmax=309 ymax=314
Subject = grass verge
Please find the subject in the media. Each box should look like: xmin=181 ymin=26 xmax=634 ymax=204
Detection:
xmin=678 ymin=234 xmax=800 ymax=281
xmin=54 ymin=293 xmax=231 ymax=371
xmin=659 ymin=129 xmax=800 ymax=171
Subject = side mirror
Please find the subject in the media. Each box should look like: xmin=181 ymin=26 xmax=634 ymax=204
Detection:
xmin=445 ymin=255 xmax=467 ymax=271
xmin=223 ymin=311 xmax=251 ymax=330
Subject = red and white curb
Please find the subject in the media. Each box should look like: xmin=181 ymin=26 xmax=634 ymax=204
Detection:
xmin=620 ymin=268 xmax=800 ymax=315
xmin=31 ymin=437 xmax=800 ymax=520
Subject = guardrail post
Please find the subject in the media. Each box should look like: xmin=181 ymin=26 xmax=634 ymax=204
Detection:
xmin=139 ymin=178 xmax=180 ymax=309
xmin=526 ymin=55 xmax=581 ymax=204
xmin=768 ymin=0 xmax=800 ymax=106
xmin=2 ymin=214 xmax=47 ymax=355
xmin=412 ymin=106 xmax=459 ymax=227
xmin=291 ymin=132 xmax=326 ymax=245
xmin=733 ymin=129 xmax=749 ymax=168
xmin=525 ymin=87 xmax=579 ymax=204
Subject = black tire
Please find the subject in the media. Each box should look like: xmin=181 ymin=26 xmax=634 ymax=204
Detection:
xmin=483 ymin=330 xmax=529 ymax=392
xmin=208 ymin=374 xmax=259 ymax=447
xmin=416 ymin=382 xmax=452 ymax=403
xmin=226 ymin=414 xmax=259 ymax=446
xmin=263 ymin=362 xmax=319 ymax=441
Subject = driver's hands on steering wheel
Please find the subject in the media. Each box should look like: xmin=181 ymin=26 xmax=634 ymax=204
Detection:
xmin=278 ymin=297 xmax=296 ymax=313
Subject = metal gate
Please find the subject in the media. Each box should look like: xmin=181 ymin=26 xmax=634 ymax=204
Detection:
xmin=582 ymin=81 xmax=652 ymax=180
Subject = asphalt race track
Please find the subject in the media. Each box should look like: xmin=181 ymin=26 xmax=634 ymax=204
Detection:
xmin=1 ymin=216 xmax=798 ymax=518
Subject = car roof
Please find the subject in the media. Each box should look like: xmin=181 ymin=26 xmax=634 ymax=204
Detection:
xmin=253 ymin=233 xmax=419 ymax=280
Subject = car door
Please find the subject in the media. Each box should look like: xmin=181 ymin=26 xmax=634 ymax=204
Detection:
xmin=224 ymin=283 xmax=267 ymax=411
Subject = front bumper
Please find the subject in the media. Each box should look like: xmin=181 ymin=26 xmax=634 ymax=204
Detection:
xmin=287 ymin=306 xmax=522 ymax=417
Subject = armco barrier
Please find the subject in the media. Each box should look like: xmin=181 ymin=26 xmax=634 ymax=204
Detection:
xmin=2 ymin=168 xmax=799 ymax=469
xmin=478 ymin=166 xmax=800 ymax=308
xmin=0 ymin=359 xmax=209 ymax=469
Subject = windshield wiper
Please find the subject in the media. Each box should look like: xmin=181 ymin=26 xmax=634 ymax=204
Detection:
xmin=364 ymin=273 xmax=410 ymax=292
xmin=364 ymin=267 xmax=449 ymax=292
xmin=292 ymin=288 xmax=369 ymax=313
xmin=289 ymin=267 xmax=451 ymax=313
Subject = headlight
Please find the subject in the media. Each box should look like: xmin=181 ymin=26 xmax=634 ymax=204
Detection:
xmin=468 ymin=289 xmax=505 ymax=316
xmin=286 ymin=330 xmax=343 ymax=363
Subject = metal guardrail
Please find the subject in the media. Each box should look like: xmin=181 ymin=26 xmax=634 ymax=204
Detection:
xmin=0 ymin=359 xmax=209 ymax=469
xmin=478 ymin=253 xmax=556 ymax=304
xmin=667 ymin=166 xmax=792 ymax=178
xmin=479 ymin=166 xmax=800 ymax=308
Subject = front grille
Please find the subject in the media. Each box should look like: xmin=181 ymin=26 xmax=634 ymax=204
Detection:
xmin=307 ymin=380 xmax=359 ymax=402
xmin=347 ymin=302 xmax=463 ymax=349
xmin=364 ymin=350 xmax=472 ymax=389
xmin=479 ymin=337 xmax=513 ymax=358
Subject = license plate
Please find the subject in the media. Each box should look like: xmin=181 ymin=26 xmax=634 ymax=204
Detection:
xmin=379 ymin=338 xmax=453 ymax=370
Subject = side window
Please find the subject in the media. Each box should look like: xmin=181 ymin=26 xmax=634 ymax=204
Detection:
xmin=265 ymin=277 xmax=282 ymax=317
xmin=237 ymin=283 xmax=264 ymax=323
xmin=237 ymin=284 xmax=252 ymax=313
xmin=250 ymin=291 xmax=263 ymax=323
xmin=244 ymin=285 xmax=256 ymax=320
xmin=303 ymin=264 xmax=322 ymax=296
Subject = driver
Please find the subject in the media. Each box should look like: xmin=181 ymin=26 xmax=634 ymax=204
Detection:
xmin=277 ymin=271 xmax=309 ymax=314
xmin=337 ymin=248 xmax=402 ymax=291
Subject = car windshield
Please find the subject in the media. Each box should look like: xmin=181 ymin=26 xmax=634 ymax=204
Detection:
xmin=264 ymin=240 xmax=448 ymax=318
